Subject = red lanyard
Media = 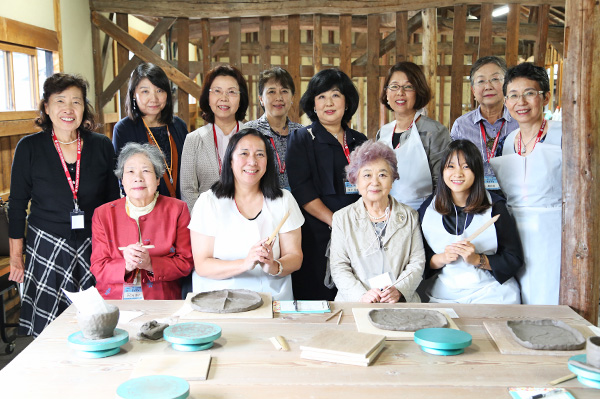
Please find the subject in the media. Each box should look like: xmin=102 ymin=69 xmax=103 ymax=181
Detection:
xmin=213 ymin=122 xmax=239 ymax=173
xmin=479 ymin=120 xmax=504 ymax=162
xmin=517 ymin=119 xmax=546 ymax=156
xmin=269 ymin=137 xmax=285 ymax=174
xmin=393 ymin=115 xmax=420 ymax=149
xmin=342 ymin=132 xmax=351 ymax=163
xmin=52 ymin=130 xmax=81 ymax=206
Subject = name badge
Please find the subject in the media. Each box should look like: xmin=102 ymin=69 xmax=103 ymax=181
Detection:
xmin=368 ymin=272 xmax=393 ymax=290
xmin=70 ymin=210 xmax=85 ymax=230
xmin=122 ymin=283 xmax=144 ymax=300
xmin=344 ymin=180 xmax=358 ymax=195
xmin=484 ymin=176 xmax=500 ymax=190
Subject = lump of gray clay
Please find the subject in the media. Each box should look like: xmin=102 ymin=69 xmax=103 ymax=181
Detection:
xmin=191 ymin=289 xmax=263 ymax=313
xmin=506 ymin=319 xmax=586 ymax=350
xmin=140 ymin=320 xmax=169 ymax=340
xmin=368 ymin=308 xmax=449 ymax=331
xmin=77 ymin=303 xmax=119 ymax=340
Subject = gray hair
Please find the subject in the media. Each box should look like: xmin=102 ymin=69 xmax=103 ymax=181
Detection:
xmin=470 ymin=56 xmax=507 ymax=86
xmin=114 ymin=142 xmax=166 ymax=180
xmin=345 ymin=140 xmax=399 ymax=185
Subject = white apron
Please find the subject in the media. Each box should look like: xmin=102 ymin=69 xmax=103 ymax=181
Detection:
xmin=378 ymin=110 xmax=432 ymax=210
xmin=490 ymin=122 xmax=562 ymax=305
xmin=421 ymin=197 xmax=521 ymax=304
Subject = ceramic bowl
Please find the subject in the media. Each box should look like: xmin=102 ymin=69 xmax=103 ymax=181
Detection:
xmin=76 ymin=304 xmax=119 ymax=340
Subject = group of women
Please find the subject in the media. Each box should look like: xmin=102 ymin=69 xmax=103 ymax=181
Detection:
xmin=7 ymin=56 xmax=561 ymax=337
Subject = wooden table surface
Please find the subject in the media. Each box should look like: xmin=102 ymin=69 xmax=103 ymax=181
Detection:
xmin=0 ymin=301 xmax=597 ymax=398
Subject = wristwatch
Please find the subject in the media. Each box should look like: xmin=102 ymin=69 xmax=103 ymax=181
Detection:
xmin=268 ymin=260 xmax=283 ymax=276
xmin=477 ymin=254 xmax=486 ymax=269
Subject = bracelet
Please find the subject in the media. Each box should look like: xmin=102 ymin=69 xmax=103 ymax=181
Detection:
xmin=476 ymin=254 xmax=486 ymax=269
xmin=268 ymin=259 xmax=283 ymax=276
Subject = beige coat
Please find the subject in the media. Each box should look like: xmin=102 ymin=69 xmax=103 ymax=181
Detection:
xmin=330 ymin=196 xmax=425 ymax=302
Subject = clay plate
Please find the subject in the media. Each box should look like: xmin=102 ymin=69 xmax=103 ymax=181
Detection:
xmin=368 ymin=309 xmax=449 ymax=332
xmin=191 ymin=289 xmax=263 ymax=313
xmin=506 ymin=319 xmax=586 ymax=350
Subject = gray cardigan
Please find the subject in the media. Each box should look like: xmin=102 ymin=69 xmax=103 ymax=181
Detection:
xmin=329 ymin=196 xmax=425 ymax=302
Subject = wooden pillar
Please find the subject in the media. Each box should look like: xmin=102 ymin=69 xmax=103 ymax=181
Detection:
xmin=450 ymin=5 xmax=466 ymax=126
xmin=200 ymin=19 xmax=211 ymax=80
xmin=421 ymin=8 xmax=437 ymax=119
xmin=288 ymin=15 xmax=301 ymax=122
xmin=229 ymin=17 xmax=241 ymax=69
xmin=53 ymin=0 xmax=63 ymax=72
xmin=116 ymin=13 xmax=128 ymax=118
xmin=366 ymin=14 xmax=380 ymax=139
xmin=534 ymin=5 xmax=550 ymax=67
xmin=505 ymin=4 xmax=520 ymax=67
xmin=395 ymin=11 xmax=408 ymax=63
xmin=478 ymin=4 xmax=493 ymax=59
xmin=91 ymin=14 xmax=104 ymax=129
xmin=561 ymin=0 xmax=600 ymax=325
xmin=176 ymin=18 xmax=189 ymax=127
xmin=313 ymin=14 xmax=323 ymax=73
xmin=259 ymin=16 xmax=271 ymax=71
xmin=339 ymin=15 xmax=352 ymax=77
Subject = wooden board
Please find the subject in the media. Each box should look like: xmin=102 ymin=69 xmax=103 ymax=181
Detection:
xmin=130 ymin=354 xmax=211 ymax=381
xmin=299 ymin=329 xmax=385 ymax=359
xmin=178 ymin=292 xmax=273 ymax=320
xmin=483 ymin=321 xmax=596 ymax=356
xmin=352 ymin=308 xmax=459 ymax=340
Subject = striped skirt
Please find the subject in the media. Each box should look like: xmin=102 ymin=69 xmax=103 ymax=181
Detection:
xmin=20 ymin=224 xmax=95 ymax=337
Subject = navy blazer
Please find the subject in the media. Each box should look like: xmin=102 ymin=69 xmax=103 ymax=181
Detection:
xmin=113 ymin=116 xmax=188 ymax=198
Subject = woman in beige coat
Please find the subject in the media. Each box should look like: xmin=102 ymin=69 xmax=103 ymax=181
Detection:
xmin=329 ymin=141 xmax=425 ymax=303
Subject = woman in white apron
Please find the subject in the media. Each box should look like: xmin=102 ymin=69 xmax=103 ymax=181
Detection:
xmin=419 ymin=140 xmax=522 ymax=304
xmin=490 ymin=62 xmax=562 ymax=305
xmin=377 ymin=61 xmax=451 ymax=210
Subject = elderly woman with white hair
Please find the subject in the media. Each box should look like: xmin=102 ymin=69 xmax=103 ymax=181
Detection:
xmin=329 ymin=141 xmax=425 ymax=303
xmin=91 ymin=142 xmax=194 ymax=300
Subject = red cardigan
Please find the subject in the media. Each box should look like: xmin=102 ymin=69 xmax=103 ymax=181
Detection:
xmin=91 ymin=195 xmax=193 ymax=300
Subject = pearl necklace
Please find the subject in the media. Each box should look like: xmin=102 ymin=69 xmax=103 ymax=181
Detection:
xmin=56 ymin=137 xmax=78 ymax=145
xmin=367 ymin=205 xmax=390 ymax=220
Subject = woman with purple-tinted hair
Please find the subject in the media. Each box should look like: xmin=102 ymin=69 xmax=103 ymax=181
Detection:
xmin=329 ymin=141 xmax=425 ymax=303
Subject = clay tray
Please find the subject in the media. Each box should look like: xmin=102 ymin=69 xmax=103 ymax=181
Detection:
xmin=178 ymin=292 xmax=273 ymax=320
xmin=484 ymin=320 xmax=595 ymax=356
xmin=506 ymin=319 xmax=586 ymax=351
xmin=190 ymin=289 xmax=263 ymax=313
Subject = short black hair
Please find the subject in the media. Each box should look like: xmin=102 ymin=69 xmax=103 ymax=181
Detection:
xmin=211 ymin=128 xmax=283 ymax=200
xmin=503 ymin=62 xmax=550 ymax=96
xmin=258 ymin=67 xmax=296 ymax=96
xmin=126 ymin=63 xmax=174 ymax=124
xmin=36 ymin=73 xmax=96 ymax=131
xmin=381 ymin=61 xmax=431 ymax=111
xmin=300 ymin=68 xmax=359 ymax=124
xmin=199 ymin=64 xmax=249 ymax=124
xmin=470 ymin=56 xmax=507 ymax=85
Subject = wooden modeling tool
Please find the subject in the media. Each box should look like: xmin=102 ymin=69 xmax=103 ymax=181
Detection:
xmin=326 ymin=309 xmax=342 ymax=322
xmin=549 ymin=373 xmax=577 ymax=385
xmin=266 ymin=211 xmax=290 ymax=245
xmin=382 ymin=271 xmax=413 ymax=292
xmin=336 ymin=310 xmax=343 ymax=325
xmin=118 ymin=245 xmax=155 ymax=250
xmin=464 ymin=214 xmax=500 ymax=242
xmin=270 ymin=336 xmax=290 ymax=351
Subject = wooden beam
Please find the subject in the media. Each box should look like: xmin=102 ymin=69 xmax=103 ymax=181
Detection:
xmin=0 ymin=120 xmax=37 ymax=137
xmin=177 ymin=18 xmax=190 ymax=127
xmin=313 ymin=14 xmax=323 ymax=73
xmin=478 ymin=4 xmax=493 ymax=58
xmin=561 ymin=0 xmax=600 ymax=325
xmin=101 ymin=14 xmax=114 ymax=81
xmin=228 ymin=17 xmax=241 ymax=69
xmin=201 ymin=18 xmax=211 ymax=79
xmin=421 ymin=8 xmax=437 ymax=120
xmin=339 ymin=15 xmax=352 ymax=77
xmin=116 ymin=13 xmax=129 ymax=117
xmin=91 ymin=14 xmax=104 ymax=126
xmin=258 ymin=16 xmax=271 ymax=71
xmin=505 ymin=4 xmax=520 ymax=67
xmin=534 ymin=4 xmax=550 ymax=67
xmin=0 ymin=16 xmax=59 ymax=52
xmin=395 ymin=11 xmax=408 ymax=62
xmin=288 ymin=15 xmax=301 ymax=122
xmin=53 ymin=0 xmax=63 ymax=71
xmin=98 ymin=16 xmax=177 ymax=107
xmin=366 ymin=14 xmax=380 ymax=139
xmin=450 ymin=5 xmax=466 ymax=126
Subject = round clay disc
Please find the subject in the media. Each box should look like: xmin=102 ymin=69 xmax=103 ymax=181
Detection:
xmin=68 ymin=328 xmax=129 ymax=352
xmin=163 ymin=322 xmax=221 ymax=345
xmin=116 ymin=375 xmax=189 ymax=399
xmin=368 ymin=309 xmax=449 ymax=331
xmin=414 ymin=328 xmax=472 ymax=351
xmin=190 ymin=289 xmax=263 ymax=313
xmin=506 ymin=319 xmax=586 ymax=350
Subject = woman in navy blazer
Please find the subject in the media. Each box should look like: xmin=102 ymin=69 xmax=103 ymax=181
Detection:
xmin=286 ymin=68 xmax=367 ymax=300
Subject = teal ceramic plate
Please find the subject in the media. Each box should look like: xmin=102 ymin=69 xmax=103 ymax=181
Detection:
xmin=414 ymin=328 xmax=472 ymax=356
xmin=171 ymin=341 xmax=214 ymax=352
xmin=576 ymin=375 xmax=600 ymax=389
xmin=568 ymin=354 xmax=600 ymax=387
xmin=68 ymin=328 xmax=129 ymax=351
xmin=163 ymin=322 xmax=221 ymax=345
xmin=76 ymin=346 xmax=120 ymax=359
xmin=116 ymin=375 xmax=189 ymax=399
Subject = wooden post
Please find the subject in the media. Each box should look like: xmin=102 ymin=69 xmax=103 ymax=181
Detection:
xmin=258 ymin=16 xmax=271 ymax=71
xmin=116 ymin=13 xmax=128 ymax=118
xmin=450 ymin=5 xmax=466 ymax=126
xmin=313 ymin=14 xmax=323 ymax=73
xmin=176 ymin=18 xmax=190 ymax=127
xmin=288 ymin=15 xmax=301 ymax=122
xmin=53 ymin=0 xmax=63 ymax=72
xmin=339 ymin=15 xmax=352 ymax=77
xmin=366 ymin=14 xmax=380 ymax=139
xmin=505 ymin=4 xmax=520 ymax=67
xmin=229 ymin=17 xmax=241 ymax=69
xmin=478 ymin=4 xmax=493 ymax=58
xmin=201 ymin=18 xmax=211 ymax=79
xmin=90 ymin=14 xmax=104 ymax=129
xmin=395 ymin=11 xmax=408 ymax=63
xmin=561 ymin=0 xmax=600 ymax=325
xmin=421 ymin=8 xmax=437 ymax=120
xmin=534 ymin=5 xmax=549 ymax=67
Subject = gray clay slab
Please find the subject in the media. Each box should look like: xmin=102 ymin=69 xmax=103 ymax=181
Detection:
xmin=506 ymin=319 xmax=586 ymax=350
xmin=368 ymin=309 xmax=449 ymax=332
xmin=191 ymin=289 xmax=263 ymax=313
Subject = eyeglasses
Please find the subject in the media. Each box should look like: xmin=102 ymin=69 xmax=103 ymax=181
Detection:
xmin=505 ymin=90 xmax=544 ymax=103
xmin=209 ymin=87 xmax=241 ymax=98
xmin=386 ymin=84 xmax=415 ymax=93
xmin=472 ymin=77 xmax=504 ymax=87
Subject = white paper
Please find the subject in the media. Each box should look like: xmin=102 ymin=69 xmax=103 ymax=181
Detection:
xmin=118 ymin=311 xmax=144 ymax=324
xmin=368 ymin=272 xmax=393 ymax=289
xmin=62 ymin=286 xmax=109 ymax=314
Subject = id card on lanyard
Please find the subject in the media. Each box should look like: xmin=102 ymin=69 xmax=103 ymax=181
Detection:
xmin=480 ymin=121 xmax=504 ymax=190
xmin=341 ymin=132 xmax=357 ymax=194
xmin=123 ymin=272 xmax=144 ymax=300
xmin=52 ymin=131 xmax=84 ymax=229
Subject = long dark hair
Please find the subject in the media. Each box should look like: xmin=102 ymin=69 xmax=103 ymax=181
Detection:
xmin=211 ymin=128 xmax=282 ymax=200
xmin=434 ymin=140 xmax=491 ymax=215
xmin=126 ymin=63 xmax=174 ymax=124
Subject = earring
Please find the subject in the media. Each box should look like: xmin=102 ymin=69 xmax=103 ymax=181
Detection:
xmin=132 ymin=98 xmax=137 ymax=111
xmin=314 ymin=108 xmax=317 ymax=113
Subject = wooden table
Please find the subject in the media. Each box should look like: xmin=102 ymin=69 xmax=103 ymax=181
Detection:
xmin=0 ymin=301 xmax=597 ymax=398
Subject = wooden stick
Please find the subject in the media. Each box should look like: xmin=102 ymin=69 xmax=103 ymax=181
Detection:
xmin=549 ymin=373 xmax=577 ymax=385
xmin=336 ymin=309 xmax=343 ymax=325
xmin=276 ymin=335 xmax=290 ymax=351
xmin=118 ymin=245 xmax=155 ymax=250
xmin=464 ymin=214 xmax=500 ymax=242
xmin=266 ymin=211 xmax=290 ymax=245
xmin=382 ymin=271 xmax=413 ymax=292
xmin=325 ymin=309 xmax=342 ymax=322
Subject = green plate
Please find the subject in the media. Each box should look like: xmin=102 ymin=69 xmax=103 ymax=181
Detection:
xmin=171 ymin=341 xmax=214 ymax=352
xmin=117 ymin=375 xmax=189 ymax=399
xmin=76 ymin=346 xmax=120 ymax=359
xmin=414 ymin=328 xmax=472 ymax=356
xmin=163 ymin=322 xmax=221 ymax=345
xmin=568 ymin=354 xmax=600 ymax=386
xmin=68 ymin=328 xmax=129 ymax=352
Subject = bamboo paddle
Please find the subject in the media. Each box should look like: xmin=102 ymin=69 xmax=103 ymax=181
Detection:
xmin=266 ymin=210 xmax=290 ymax=245
xmin=464 ymin=214 xmax=500 ymax=242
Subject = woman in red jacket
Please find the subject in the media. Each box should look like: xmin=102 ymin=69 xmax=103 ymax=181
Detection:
xmin=91 ymin=142 xmax=193 ymax=300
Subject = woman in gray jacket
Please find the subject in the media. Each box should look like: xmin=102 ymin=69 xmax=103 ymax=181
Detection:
xmin=329 ymin=141 xmax=425 ymax=303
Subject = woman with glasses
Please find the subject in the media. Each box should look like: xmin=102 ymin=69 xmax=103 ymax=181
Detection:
xmin=377 ymin=61 xmax=451 ymax=210
xmin=180 ymin=65 xmax=248 ymax=213
xmin=490 ymin=62 xmax=562 ymax=305
xmin=245 ymin=67 xmax=304 ymax=190
xmin=450 ymin=56 xmax=519 ymax=196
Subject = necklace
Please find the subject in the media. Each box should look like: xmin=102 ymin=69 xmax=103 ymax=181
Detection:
xmin=367 ymin=205 xmax=390 ymax=220
xmin=519 ymin=132 xmax=537 ymax=154
xmin=454 ymin=204 xmax=469 ymax=237
xmin=56 ymin=137 xmax=78 ymax=145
